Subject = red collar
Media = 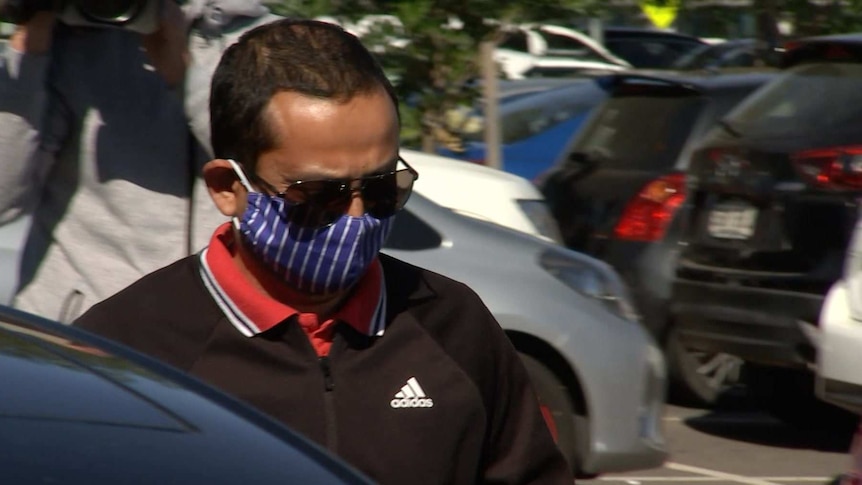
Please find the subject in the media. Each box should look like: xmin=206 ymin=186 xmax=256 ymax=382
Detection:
xmin=199 ymin=223 xmax=386 ymax=337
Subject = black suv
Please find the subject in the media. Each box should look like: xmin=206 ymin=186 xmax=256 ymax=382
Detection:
xmin=671 ymin=35 xmax=862 ymax=426
xmin=540 ymin=70 xmax=776 ymax=406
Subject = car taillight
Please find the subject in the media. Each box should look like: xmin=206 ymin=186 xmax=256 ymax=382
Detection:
xmin=613 ymin=172 xmax=686 ymax=242
xmin=792 ymin=145 xmax=862 ymax=190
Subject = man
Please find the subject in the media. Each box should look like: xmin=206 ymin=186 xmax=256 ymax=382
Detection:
xmin=75 ymin=18 xmax=571 ymax=485
xmin=0 ymin=0 xmax=279 ymax=321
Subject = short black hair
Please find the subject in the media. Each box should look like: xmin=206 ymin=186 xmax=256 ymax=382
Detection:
xmin=210 ymin=18 xmax=399 ymax=172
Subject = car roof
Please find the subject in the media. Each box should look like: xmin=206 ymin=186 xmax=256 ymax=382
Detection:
xmin=792 ymin=32 xmax=862 ymax=44
xmin=0 ymin=308 xmax=372 ymax=485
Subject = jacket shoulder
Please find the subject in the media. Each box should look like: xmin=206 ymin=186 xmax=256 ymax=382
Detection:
xmin=379 ymin=253 xmax=509 ymax=375
xmin=74 ymin=255 xmax=222 ymax=370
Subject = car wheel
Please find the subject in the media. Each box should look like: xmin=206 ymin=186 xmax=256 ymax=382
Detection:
xmin=518 ymin=352 xmax=592 ymax=478
xmin=666 ymin=325 xmax=743 ymax=407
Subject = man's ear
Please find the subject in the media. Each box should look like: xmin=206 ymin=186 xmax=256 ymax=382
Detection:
xmin=203 ymin=159 xmax=246 ymax=217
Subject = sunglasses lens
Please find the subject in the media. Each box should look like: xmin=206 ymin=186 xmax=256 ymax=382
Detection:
xmin=365 ymin=169 xmax=416 ymax=219
xmin=277 ymin=165 xmax=417 ymax=227
xmin=283 ymin=180 xmax=351 ymax=228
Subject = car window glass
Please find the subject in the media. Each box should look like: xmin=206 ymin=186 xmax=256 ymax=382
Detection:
xmin=541 ymin=32 xmax=606 ymax=62
xmin=463 ymin=82 xmax=606 ymax=144
xmin=782 ymin=41 xmax=862 ymax=68
xmin=572 ymin=91 xmax=704 ymax=171
xmin=703 ymin=87 xmax=763 ymax=126
xmin=607 ymin=38 xmax=701 ymax=68
xmin=499 ymin=31 xmax=529 ymax=53
xmin=384 ymin=208 xmax=442 ymax=250
xmin=725 ymin=63 xmax=862 ymax=137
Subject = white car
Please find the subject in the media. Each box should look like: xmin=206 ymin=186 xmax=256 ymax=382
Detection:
xmin=817 ymin=212 xmax=862 ymax=416
xmin=494 ymin=23 xmax=631 ymax=79
xmin=497 ymin=23 xmax=632 ymax=67
xmin=494 ymin=49 xmax=626 ymax=80
xmin=402 ymin=149 xmax=562 ymax=242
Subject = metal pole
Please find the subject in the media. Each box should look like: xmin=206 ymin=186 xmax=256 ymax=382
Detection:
xmin=479 ymin=40 xmax=502 ymax=171
xmin=589 ymin=17 xmax=604 ymax=46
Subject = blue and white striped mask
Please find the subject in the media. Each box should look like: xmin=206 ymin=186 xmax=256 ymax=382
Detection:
xmin=229 ymin=161 xmax=393 ymax=295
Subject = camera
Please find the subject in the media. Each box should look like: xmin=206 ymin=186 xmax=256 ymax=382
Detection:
xmin=0 ymin=0 xmax=161 ymax=34
xmin=58 ymin=0 xmax=162 ymax=34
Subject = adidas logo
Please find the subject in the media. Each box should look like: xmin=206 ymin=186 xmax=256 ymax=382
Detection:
xmin=390 ymin=377 xmax=434 ymax=408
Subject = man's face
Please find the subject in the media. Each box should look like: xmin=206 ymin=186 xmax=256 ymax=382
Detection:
xmin=244 ymin=87 xmax=401 ymax=219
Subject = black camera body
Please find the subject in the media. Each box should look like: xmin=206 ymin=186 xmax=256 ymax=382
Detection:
xmin=0 ymin=0 xmax=161 ymax=34
xmin=58 ymin=0 xmax=162 ymax=34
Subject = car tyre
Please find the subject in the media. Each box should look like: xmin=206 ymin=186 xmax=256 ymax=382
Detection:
xmin=518 ymin=352 xmax=593 ymax=478
xmin=666 ymin=324 xmax=743 ymax=407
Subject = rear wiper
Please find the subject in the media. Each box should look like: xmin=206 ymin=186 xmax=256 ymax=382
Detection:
xmin=569 ymin=147 xmax=613 ymax=165
xmin=717 ymin=119 xmax=741 ymax=138
xmin=567 ymin=150 xmax=594 ymax=165
xmin=557 ymin=149 xmax=610 ymax=181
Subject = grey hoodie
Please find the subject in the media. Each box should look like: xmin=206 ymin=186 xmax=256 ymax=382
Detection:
xmin=0 ymin=0 xmax=281 ymax=322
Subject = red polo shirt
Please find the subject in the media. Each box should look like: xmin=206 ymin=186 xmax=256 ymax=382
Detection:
xmin=198 ymin=223 xmax=386 ymax=356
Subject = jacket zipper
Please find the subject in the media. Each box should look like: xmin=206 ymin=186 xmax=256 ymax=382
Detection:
xmin=319 ymin=355 xmax=338 ymax=452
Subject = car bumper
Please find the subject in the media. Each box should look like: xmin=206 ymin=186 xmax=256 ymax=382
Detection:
xmin=817 ymin=281 xmax=862 ymax=415
xmin=670 ymin=278 xmax=823 ymax=368
xmin=496 ymin=303 xmax=668 ymax=475
xmin=578 ymin=317 xmax=668 ymax=474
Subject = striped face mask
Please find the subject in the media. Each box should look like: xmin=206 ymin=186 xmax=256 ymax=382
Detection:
xmin=230 ymin=162 xmax=393 ymax=295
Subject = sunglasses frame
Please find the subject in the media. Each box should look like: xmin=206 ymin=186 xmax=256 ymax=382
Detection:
xmin=247 ymin=156 xmax=419 ymax=221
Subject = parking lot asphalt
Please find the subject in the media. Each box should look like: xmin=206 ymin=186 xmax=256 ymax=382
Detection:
xmin=580 ymin=391 xmax=852 ymax=485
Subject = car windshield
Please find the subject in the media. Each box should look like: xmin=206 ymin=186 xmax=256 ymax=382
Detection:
xmin=571 ymin=90 xmax=704 ymax=171
xmin=724 ymin=62 xmax=862 ymax=137
xmin=462 ymin=82 xmax=606 ymax=144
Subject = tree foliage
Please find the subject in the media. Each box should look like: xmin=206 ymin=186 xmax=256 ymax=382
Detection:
xmin=270 ymin=0 xmax=862 ymax=150
xmin=271 ymin=0 xmax=609 ymax=149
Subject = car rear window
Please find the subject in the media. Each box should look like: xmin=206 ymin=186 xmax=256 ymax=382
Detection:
xmin=781 ymin=41 xmax=862 ymax=68
xmin=463 ymin=82 xmax=606 ymax=144
xmin=722 ymin=62 xmax=862 ymax=138
xmin=605 ymin=38 xmax=703 ymax=68
xmin=570 ymin=87 xmax=704 ymax=171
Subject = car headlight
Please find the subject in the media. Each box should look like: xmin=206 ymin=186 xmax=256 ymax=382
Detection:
xmin=516 ymin=199 xmax=563 ymax=243
xmin=539 ymin=246 xmax=640 ymax=322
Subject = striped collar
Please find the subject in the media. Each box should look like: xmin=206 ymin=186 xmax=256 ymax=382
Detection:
xmin=198 ymin=223 xmax=387 ymax=338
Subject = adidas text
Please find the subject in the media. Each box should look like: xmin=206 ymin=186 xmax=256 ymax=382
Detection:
xmin=390 ymin=397 xmax=434 ymax=408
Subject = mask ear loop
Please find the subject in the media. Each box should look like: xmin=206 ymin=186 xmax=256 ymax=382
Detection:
xmin=227 ymin=159 xmax=254 ymax=191
xmin=227 ymin=159 xmax=255 ymax=230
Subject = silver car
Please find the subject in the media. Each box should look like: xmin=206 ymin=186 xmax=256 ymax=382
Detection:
xmin=384 ymin=192 xmax=667 ymax=476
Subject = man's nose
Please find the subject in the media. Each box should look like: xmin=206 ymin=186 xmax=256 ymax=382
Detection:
xmin=346 ymin=185 xmax=365 ymax=217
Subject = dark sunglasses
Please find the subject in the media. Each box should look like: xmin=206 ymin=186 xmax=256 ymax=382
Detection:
xmin=248 ymin=157 xmax=419 ymax=228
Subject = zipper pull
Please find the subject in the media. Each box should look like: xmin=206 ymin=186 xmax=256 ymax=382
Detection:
xmin=319 ymin=356 xmax=334 ymax=392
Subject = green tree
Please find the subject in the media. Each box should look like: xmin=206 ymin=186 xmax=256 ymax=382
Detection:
xmin=271 ymin=0 xmax=610 ymax=150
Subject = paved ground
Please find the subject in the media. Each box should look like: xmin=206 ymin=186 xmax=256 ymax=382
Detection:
xmin=580 ymin=391 xmax=854 ymax=485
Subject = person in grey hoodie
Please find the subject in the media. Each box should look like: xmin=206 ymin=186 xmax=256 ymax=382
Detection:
xmin=0 ymin=0 xmax=281 ymax=322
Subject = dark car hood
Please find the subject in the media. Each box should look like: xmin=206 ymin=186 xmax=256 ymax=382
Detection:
xmin=0 ymin=310 xmax=372 ymax=485
xmin=0 ymin=323 xmax=189 ymax=430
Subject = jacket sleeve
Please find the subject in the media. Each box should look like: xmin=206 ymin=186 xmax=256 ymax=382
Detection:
xmin=481 ymin=317 xmax=574 ymax=484
xmin=0 ymin=45 xmax=66 ymax=224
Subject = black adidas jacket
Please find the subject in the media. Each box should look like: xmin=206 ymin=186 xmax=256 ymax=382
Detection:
xmin=75 ymin=254 xmax=571 ymax=485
